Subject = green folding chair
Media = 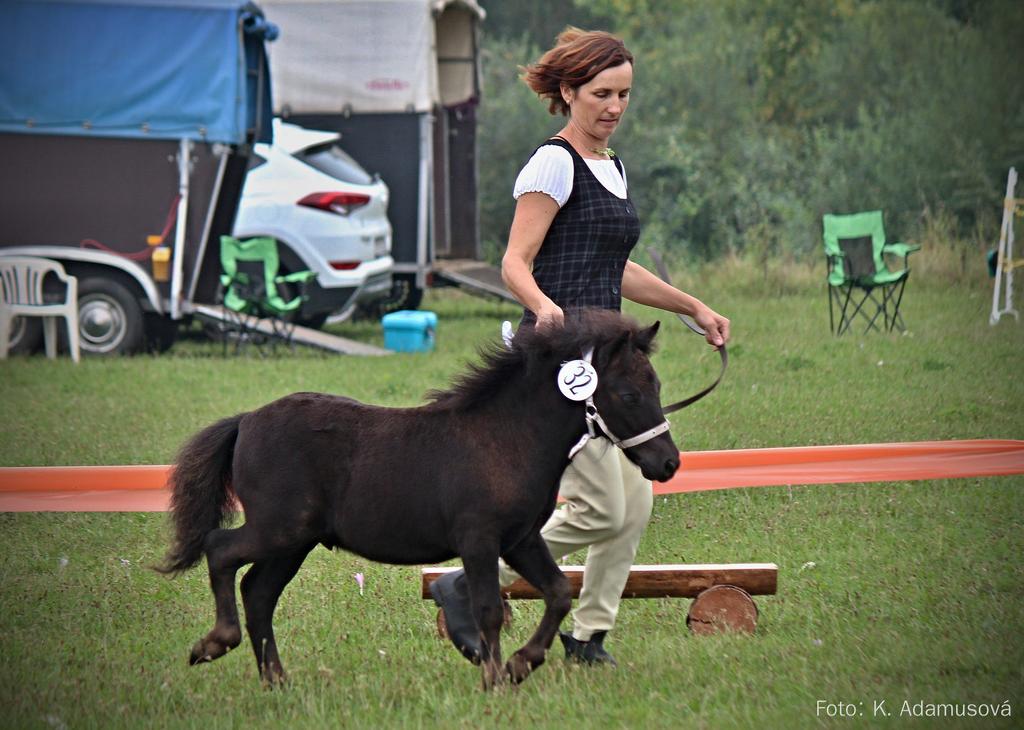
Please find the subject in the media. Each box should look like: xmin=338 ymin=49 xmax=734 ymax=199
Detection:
xmin=823 ymin=211 xmax=920 ymax=335
xmin=218 ymin=235 xmax=316 ymax=352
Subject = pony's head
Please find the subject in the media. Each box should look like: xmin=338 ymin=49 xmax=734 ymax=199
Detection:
xmin=430 ymin=309 xmax=680 ymax=482
xmin=520 ymin=309 xmax=680 ymax=482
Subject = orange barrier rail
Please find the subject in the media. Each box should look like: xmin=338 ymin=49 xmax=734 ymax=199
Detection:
xmin=1 ymin=439 xmax=1022 ymax=512
xmin=0 ymin=465 xmax=171 ymax=512
xmin=653 ymin=439 xmax=1024 ymax=494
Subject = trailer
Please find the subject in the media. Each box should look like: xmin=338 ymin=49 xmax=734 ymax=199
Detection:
xmin=260 ymin=0 xmax=513 ymax=309
xmin=0 ymin=0 xmax=277 ymax=355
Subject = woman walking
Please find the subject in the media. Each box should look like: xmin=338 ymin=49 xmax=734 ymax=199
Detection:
xmin=432 ymin=27 xmax=730 ymax=667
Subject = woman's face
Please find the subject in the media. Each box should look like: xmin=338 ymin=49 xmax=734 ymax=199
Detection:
xmin=563 ymin=61 xmax=633 ymax=140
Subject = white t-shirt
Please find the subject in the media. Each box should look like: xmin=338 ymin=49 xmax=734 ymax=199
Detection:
xmin=513 ymin=144 xmax=628 ymax=208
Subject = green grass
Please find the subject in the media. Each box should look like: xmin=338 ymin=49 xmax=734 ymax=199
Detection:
xmin=1 ymin=274 xmax=1022 ymax=728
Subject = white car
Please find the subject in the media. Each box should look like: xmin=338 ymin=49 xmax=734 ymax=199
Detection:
xmin=233 ymin=119 xmax=393 ymax=327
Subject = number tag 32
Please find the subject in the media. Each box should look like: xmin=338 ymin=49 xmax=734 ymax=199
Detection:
xmin=557 ymin=359 xmax=598 ymax=401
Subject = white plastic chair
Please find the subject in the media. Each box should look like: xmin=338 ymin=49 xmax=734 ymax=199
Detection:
xmin=0 ymin=256 xmax=80 ymax=363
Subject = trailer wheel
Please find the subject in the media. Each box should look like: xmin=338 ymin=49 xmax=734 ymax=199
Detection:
xmin=144 ymin=313 xmax=178 ymax=353
xmin=358 ymin=274 xmax=423 ymax=319
xmin=388 ymin=274 xmax=424 ymax=312
xmin=5 ymin=316 xmax=43 ymax=355
xmin=77 ymin=278 xmax=144 ymax=355
xmin=296 ymin=312 xmax=329 ymax=330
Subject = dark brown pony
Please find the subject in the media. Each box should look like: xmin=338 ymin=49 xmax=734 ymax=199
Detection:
xmin=158 ymin=309 xmax=679 ymax=689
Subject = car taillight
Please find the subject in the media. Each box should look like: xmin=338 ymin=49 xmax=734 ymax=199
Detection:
xmin=297 ymin=192 xmax=370 ymax=216
xmin=329 ymin=261 xmax=360 ymax=270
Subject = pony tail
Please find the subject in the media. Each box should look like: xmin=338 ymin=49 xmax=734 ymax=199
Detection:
xmin=156 ymin=414 xmax=244 ymax=575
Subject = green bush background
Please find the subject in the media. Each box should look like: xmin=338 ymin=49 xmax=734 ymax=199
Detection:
xmin=476 ymin=0 xmax=1023 ymax=266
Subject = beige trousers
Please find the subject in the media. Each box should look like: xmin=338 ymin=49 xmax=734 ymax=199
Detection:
xmin=499 ymin=436 xmax=653 ymax=641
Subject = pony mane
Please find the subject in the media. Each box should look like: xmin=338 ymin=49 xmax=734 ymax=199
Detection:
xmin=427 ymin=309 xmax=653 ymax=411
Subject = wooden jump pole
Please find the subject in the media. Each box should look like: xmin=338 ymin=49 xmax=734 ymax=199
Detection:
xmin=421 ymin=563 xmax=777 ymax=600
xmin=423 ymin=563 xmax=778 ymax=635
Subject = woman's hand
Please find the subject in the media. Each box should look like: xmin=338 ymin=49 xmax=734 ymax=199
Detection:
xmin=693 ymin=305 xmax=730 ymax=348
xmin=621 ymin=261 xmax=731 ymax=347
xmin=535 ymin=299 xmax=565 ymax=329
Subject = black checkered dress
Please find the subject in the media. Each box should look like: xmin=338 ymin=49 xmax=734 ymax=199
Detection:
xmin=520 ymin=137 xmax=641 ymax=326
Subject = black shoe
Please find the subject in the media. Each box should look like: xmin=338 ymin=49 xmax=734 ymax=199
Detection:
xmin=559 ymin=630 xmax=618 ymax=666
xmin=429 ymin=570 xmax=481 ymax=664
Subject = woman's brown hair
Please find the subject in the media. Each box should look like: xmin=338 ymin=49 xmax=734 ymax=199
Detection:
xmin=522 ymin=27 xmax=634 ymax=116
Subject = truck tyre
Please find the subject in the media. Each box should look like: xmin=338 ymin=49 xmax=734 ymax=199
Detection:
xmin=76 ymin=277 xmax=144 ymax=355
xmin=5 ymin=316 xmax=43 ymax=355
xmin=270 ymin=274 xmax=321 ymax=329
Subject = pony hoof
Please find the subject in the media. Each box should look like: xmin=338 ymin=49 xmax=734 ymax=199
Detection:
xmin=189 ymin=648 xmax=212 ymax=666
xmin=260 ymin=672 xmax=287 ymax=688
xmin=259 ymin=660 xmax=287 ymax=688
xmin=480 ymin=664 xmax=508 ymax=692
xmin=189 ymin=637 xmax=230 ymax=665
xmin=506 ymin=653 xmax=535 ymax=685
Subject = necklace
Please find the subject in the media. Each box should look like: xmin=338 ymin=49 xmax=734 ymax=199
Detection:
xmin=556 ymin=133 xmax=615 ymax=158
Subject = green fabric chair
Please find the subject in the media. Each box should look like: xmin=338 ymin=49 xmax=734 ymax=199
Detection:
xmin=822 ymin=211 xmax=920 ymax=335
xmin=218 ymin=236 xmax=316 ymax=351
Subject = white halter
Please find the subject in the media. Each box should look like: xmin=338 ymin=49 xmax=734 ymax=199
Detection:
xmin=568 ymin=347 xmax=671 ymax=459
xmin=502 ymin=321 xmax=673 ymax=461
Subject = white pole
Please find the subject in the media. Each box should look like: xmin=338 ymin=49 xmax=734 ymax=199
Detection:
xmin=990 ymin=205 xmax=1007 ymax=325
xmin=170 ymin=138 xmax=193 ymax=320
xmin=1003 ymin=179 xmax=1016 ymax=317
xmin=416 ymin=112 xmax=433 ymax=291
xmin=990 ymin=167 xmax=1018 ymax=325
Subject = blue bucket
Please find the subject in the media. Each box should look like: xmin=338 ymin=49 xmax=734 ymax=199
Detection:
xmin=382 ymin=310 xmax=437 ymax=353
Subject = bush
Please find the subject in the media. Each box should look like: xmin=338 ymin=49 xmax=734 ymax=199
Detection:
xmin=475 ymin=0 xmax=1024 ymax=275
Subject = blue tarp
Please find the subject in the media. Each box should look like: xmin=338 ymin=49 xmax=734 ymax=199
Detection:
xmin=0 ymin=0 xmax=277 ymax=144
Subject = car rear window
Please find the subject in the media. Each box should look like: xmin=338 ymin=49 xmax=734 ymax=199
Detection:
xmin=298 ymin=143 xmax=373 ymax=185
